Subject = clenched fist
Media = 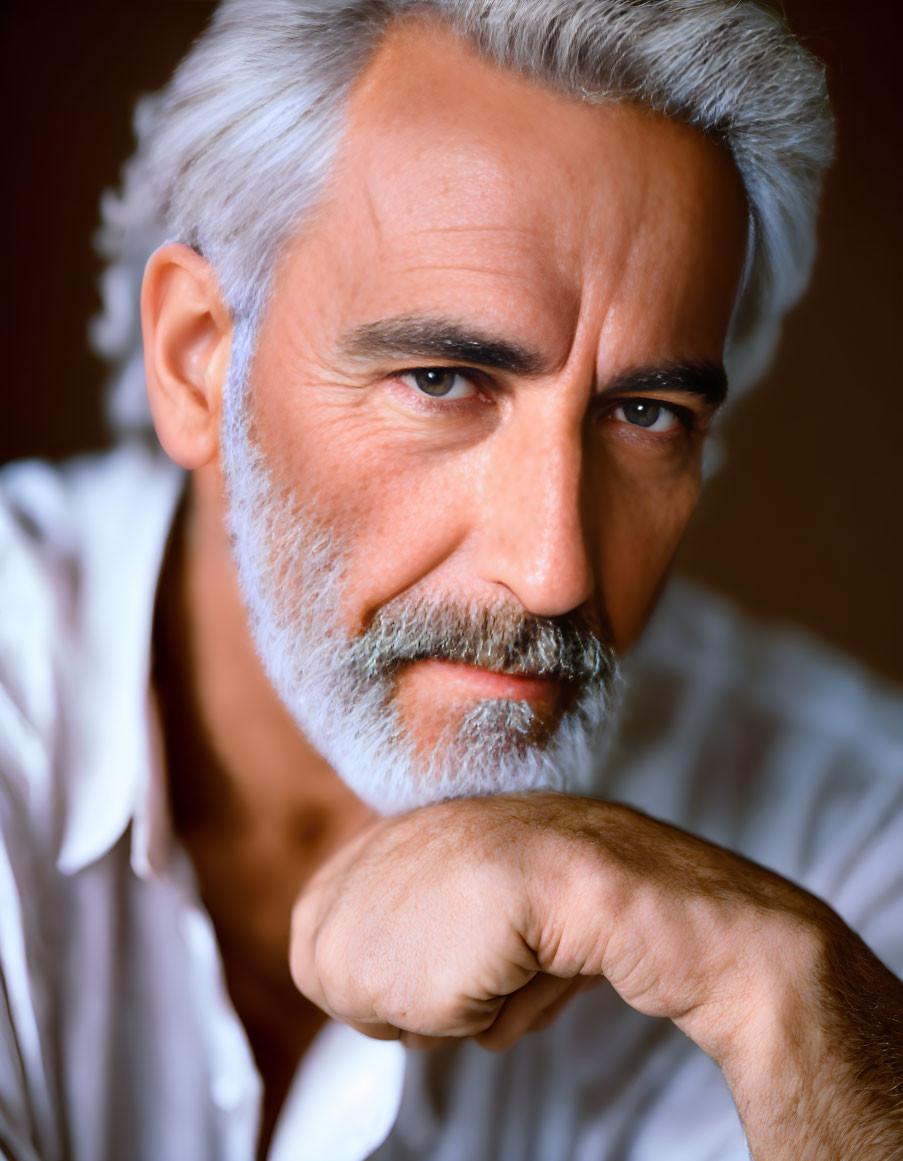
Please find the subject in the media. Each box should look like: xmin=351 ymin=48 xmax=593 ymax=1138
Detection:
xmin=290 ymin=793 xmax=903 ymax=1160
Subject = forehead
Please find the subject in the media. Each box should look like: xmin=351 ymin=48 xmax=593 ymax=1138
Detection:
xmin=269 ymin=19 xmax=748 ymax=371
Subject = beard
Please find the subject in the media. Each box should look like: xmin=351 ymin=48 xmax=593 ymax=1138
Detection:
xmin=220 ymin=330 xmax=623 ymax=815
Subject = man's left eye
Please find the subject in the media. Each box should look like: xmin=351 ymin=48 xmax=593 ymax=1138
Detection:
xmin=400 ymin=369 xmax=477 ymax=400
xmin=612 ymin=399 xmax=682 ymax=433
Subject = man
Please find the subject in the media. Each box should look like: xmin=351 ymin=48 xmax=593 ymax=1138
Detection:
xmin=1 ymin=1 xmax=901 ymax=1159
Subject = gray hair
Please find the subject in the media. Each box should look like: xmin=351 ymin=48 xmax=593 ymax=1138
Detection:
xmin=91 ymin=0 xmax=834 ymax=438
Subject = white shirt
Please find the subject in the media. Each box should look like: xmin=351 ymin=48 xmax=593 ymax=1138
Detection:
xmin=0 ymin=446 xmax=901 ymax=1161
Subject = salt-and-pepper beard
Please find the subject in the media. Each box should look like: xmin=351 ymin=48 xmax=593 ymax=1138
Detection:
xmin=220 ymin=325 xmax=624 ymax=815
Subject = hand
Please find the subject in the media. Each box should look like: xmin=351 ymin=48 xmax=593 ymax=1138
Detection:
xmin=290 ymin=793 xmax=903 ymax=1159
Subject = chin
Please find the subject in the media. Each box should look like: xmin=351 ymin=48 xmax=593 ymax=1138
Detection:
xmin=301 ymin=682 xmax=623 ymax=816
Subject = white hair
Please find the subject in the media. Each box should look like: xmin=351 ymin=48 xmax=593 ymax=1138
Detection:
xmin=220 ymin=316 xmax=623 ymax=812
xmin=91 ymin=0 xmax=834 ymax=438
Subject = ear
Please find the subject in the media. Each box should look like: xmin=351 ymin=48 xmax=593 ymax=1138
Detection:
xmin=141 ymin=243 xmax=233 ymax=469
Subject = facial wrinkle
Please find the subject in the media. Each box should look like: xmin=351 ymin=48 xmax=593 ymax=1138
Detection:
xmin=222 ymin=362 xmax=623 ymax=815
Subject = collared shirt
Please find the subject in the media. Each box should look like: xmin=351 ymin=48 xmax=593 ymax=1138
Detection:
xmin=1 ymin=445 xmax=901 ymax=1161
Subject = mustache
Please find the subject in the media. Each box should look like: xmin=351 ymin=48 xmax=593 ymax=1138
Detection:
xmin=345 ymin=598 xmax=616 ymax=687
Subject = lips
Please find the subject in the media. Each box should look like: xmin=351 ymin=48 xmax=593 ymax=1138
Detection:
xmin=412 ymin=659 xmax=564 ymax=704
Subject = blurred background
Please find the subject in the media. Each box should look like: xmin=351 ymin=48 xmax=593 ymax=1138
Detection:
xmin=1 ymin=0 xmax=901 ymax=685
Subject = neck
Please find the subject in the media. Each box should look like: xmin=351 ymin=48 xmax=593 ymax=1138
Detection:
xmin=152 ymin=464 xmax=375 ymax=1155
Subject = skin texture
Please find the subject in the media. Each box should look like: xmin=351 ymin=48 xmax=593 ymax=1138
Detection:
xmin=142 ymin=20 xmax=903 ymax=1161
xmin=290 ymin=795 xmax=903 ymax=1159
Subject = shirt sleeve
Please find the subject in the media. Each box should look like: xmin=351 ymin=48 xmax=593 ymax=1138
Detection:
xmin=0 ymin=496 xmax=66 ymax=1161
xmin=0 ymin=861 xmax=53 ymax=1161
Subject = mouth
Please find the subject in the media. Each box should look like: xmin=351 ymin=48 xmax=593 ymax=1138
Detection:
xmin=410 ymin=658 xmax=566 ymax=708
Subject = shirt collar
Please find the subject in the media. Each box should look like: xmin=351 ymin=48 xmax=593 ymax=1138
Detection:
xmin=57 ymin=444 xmax=185 ymax=875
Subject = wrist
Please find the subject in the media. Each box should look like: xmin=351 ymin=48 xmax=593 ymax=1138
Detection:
xmin=715 ymin=910 xmax=903 ymax=1161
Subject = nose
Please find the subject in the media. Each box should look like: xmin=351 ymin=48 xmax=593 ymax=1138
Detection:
xmin=473 ymin=408 xmax=595 ymax=617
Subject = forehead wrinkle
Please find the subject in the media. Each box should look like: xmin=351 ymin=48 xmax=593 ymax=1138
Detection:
xmin=388 ymin=224 xmax=576 ymax=300
xmin=579 ymin=172 xmax=686 ymax=388
xmin=362 ymin=176 xmax=385 ymax=245
xmin=394 ymin=259 xmax=541 ymax=281
xmin=392 ymin=222 xmax=551 ymax=260
xmin=539 ymin=230 xmax=635 ymax=395
xmin=409 ymin=223 xmax=542 ymax=239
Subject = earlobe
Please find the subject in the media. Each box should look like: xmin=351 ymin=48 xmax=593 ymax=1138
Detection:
xmin=141 ymin=243 xmax=233 ymax=470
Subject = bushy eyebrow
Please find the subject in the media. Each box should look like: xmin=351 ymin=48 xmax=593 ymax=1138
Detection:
xmin=340 ymin=315 xmax=728 ymax=407
xmin=340 ymin=315 xmax=548 ymax=376
xmin=605 ymin=362 xmax=729 ymax=408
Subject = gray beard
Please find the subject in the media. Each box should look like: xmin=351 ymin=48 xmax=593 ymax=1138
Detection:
xmin=220 ymin=338 xmax=623 ymax=814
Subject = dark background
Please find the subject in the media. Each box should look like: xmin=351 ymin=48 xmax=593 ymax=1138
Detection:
xmin=2 ymin=0 xmax=901 ymax=684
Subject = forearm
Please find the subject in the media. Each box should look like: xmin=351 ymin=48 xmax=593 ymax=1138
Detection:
xmin=288 ymin=793 xmax=903 ymax=1156
xmin=722 ymin=922 xmax=903 ymax=1160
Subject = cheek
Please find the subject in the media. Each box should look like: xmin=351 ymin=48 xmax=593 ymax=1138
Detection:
xmin=258 ymin=408 xmax=476 ymax=630
xmin=338 ymin=466 xmax=472 ymax=630
xmin=588 ymin=461 xmax=700 ymax=650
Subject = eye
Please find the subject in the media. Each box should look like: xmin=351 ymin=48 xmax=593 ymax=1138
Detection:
xmin=399 ymin=368 xmax=478 ymax=400
xmin=611 ymin=399 xmax=683 ymax=433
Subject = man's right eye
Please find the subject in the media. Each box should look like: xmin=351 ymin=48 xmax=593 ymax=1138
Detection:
xmin=399 ymin=369 xmax=478 ymax=400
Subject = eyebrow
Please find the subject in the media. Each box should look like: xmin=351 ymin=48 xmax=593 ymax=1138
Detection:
xmin=604 ymin=361 xmax=729 ymax=408
xmin=340 ymin=315 xmax=728 ymax=407
xmin=340 ymin=315 xmax=549 ymax=376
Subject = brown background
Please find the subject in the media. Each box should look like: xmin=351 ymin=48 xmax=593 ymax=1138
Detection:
xmin=2 ymin=0 xmax=901 ymax=685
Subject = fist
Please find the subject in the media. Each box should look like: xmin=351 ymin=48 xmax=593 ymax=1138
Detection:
xmin=289 ymin=792 xmax=828 ymax=1061
xmin=289 ymin=793 xmax=903 ymax=1159
xmin=289 ymin=795 xmax=601 ymax=1050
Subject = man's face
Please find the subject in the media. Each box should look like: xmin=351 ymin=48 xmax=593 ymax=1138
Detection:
xmin=222 ymin=22 xmax=748 ymax=810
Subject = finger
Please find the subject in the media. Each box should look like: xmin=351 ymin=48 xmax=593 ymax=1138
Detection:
xmin=526 ymin=974 xmax=603 ymax=1034
xmin=344 ymin=1018 xmax=402 ymax=1041
xmin=476 ymin=972 xmax=577 ymax=1053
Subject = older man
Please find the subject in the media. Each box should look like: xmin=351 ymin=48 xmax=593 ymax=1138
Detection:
xmin=1 ymin=2 xmax=901 ymax=1159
